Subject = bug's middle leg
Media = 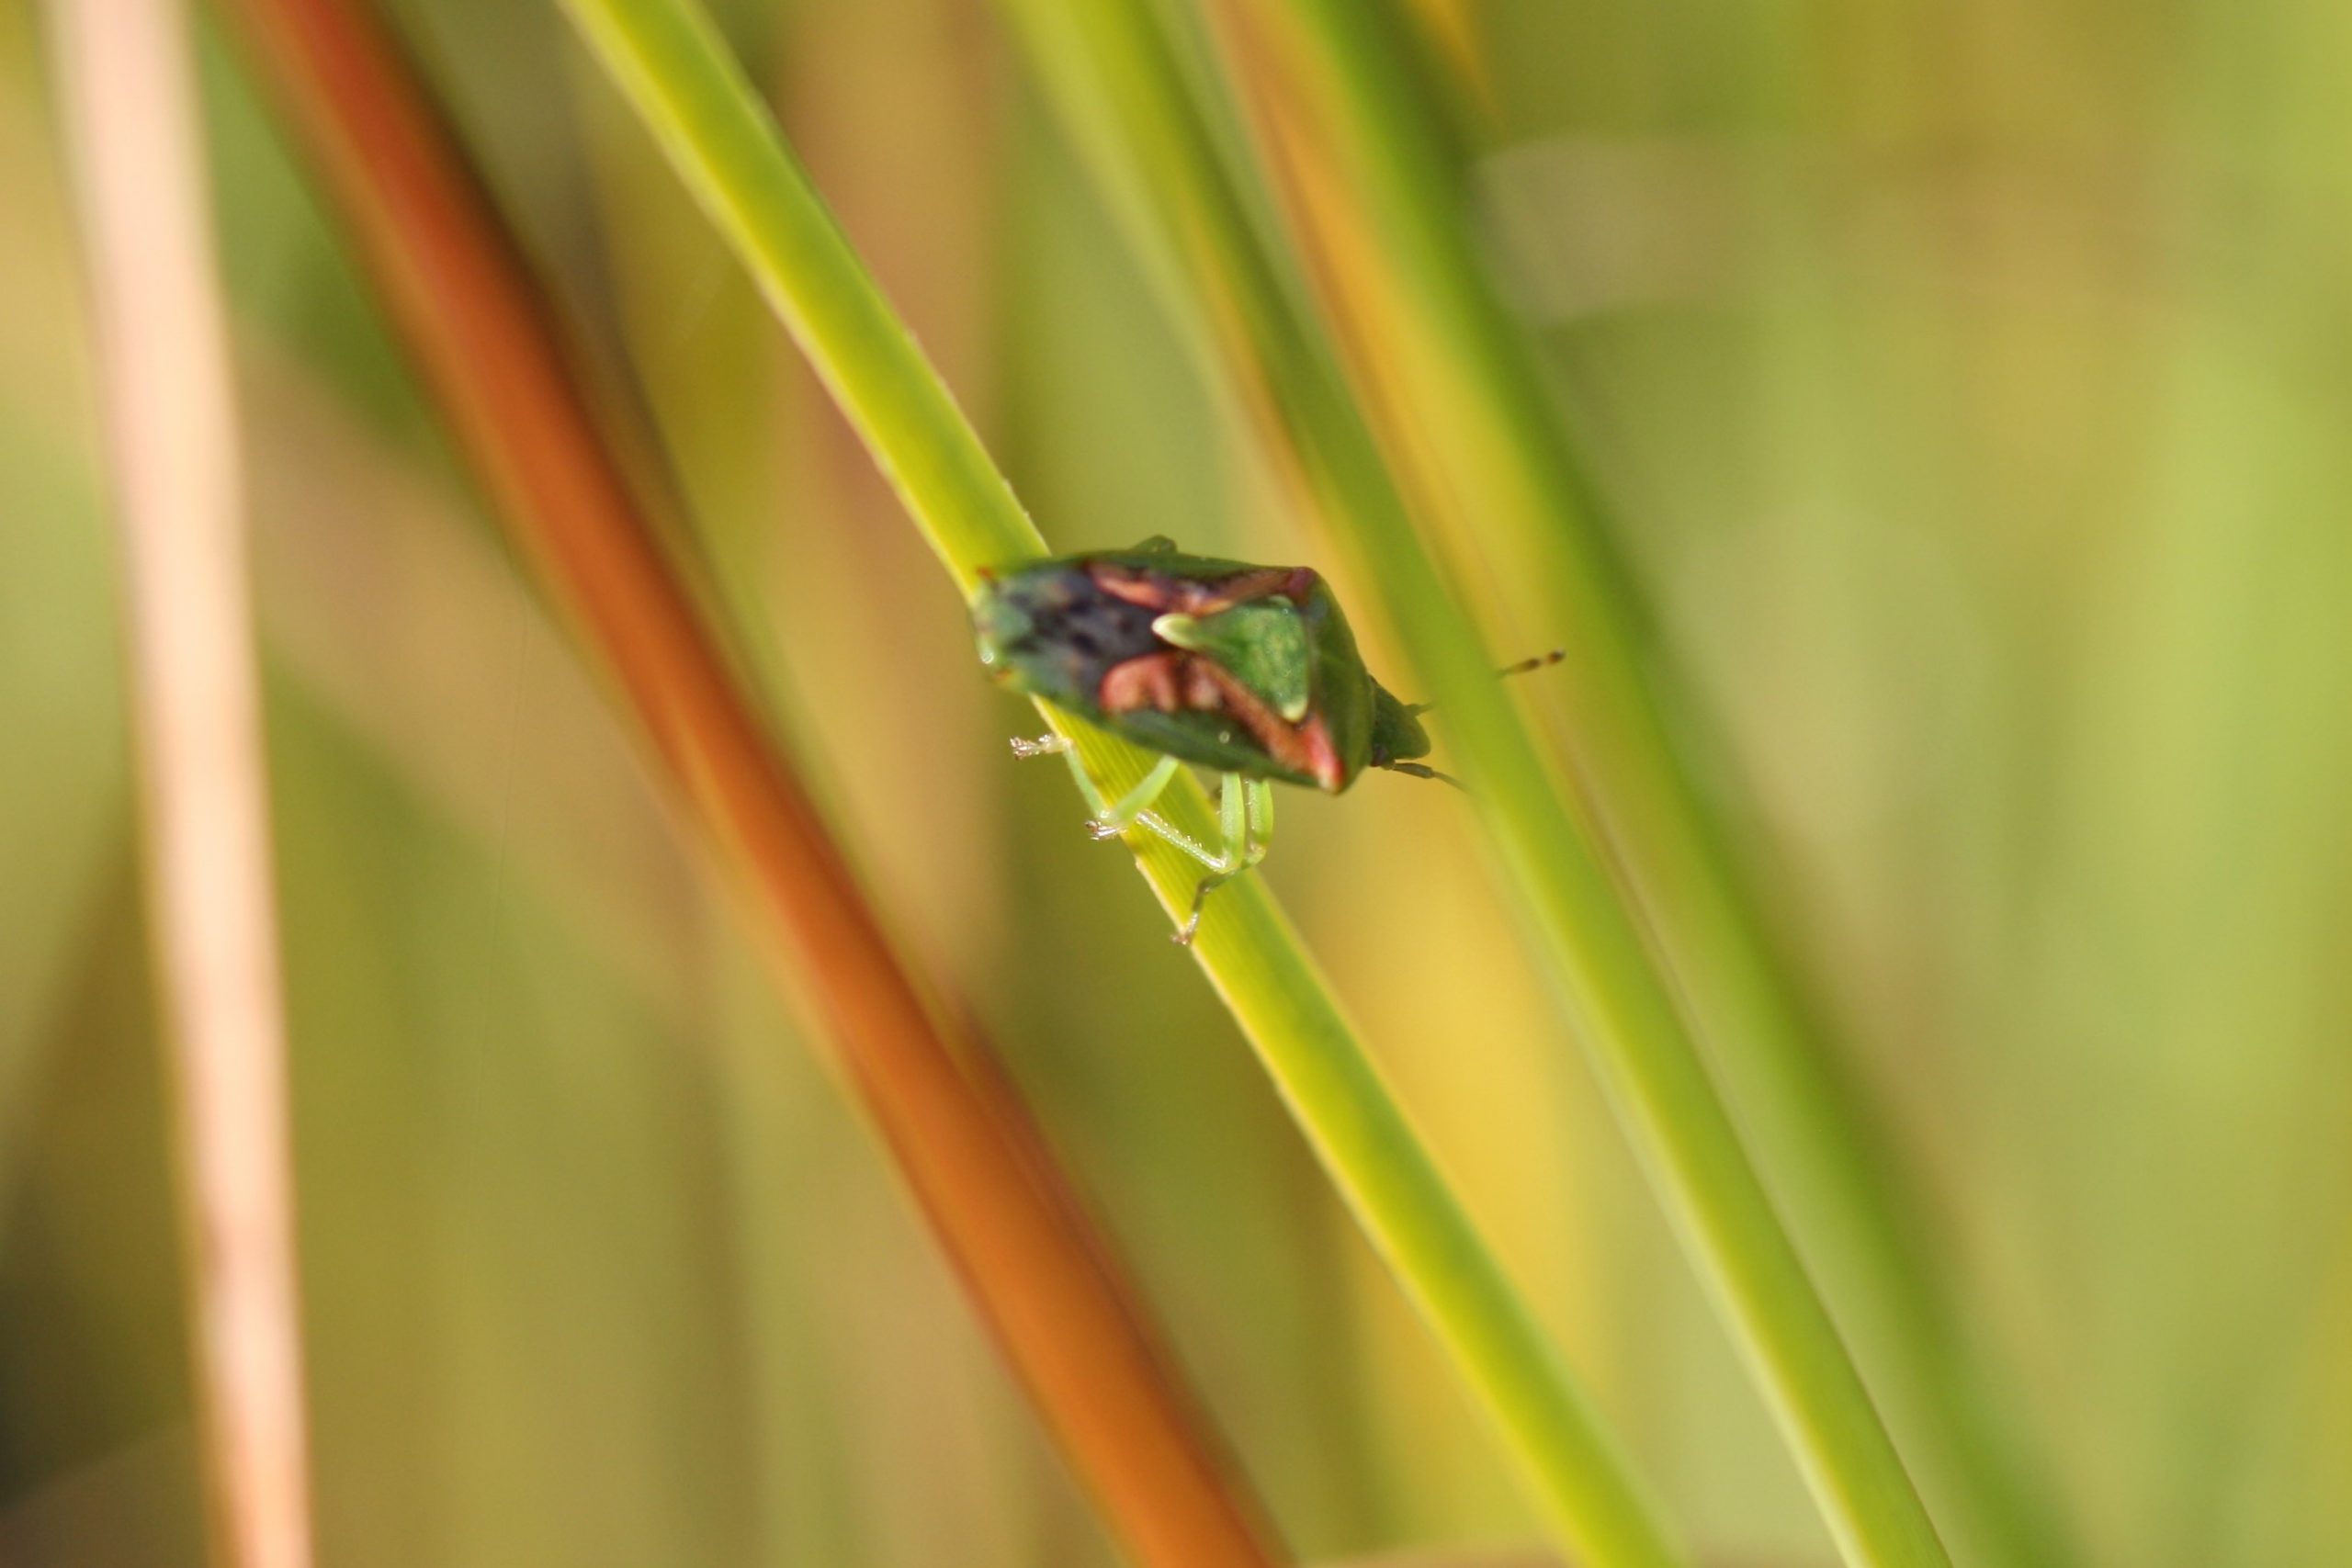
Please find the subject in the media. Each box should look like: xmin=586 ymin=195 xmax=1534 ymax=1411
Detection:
xmin=1023 ymin=735 xmax=1224 ymax=867
xmin=1082 ymin=753 xmax=1182 ymax=840
xmin=1012 ymin=729 xmax=1179 ymax=836
xmin=1021 ymin=742 xmax=1275 ymax=945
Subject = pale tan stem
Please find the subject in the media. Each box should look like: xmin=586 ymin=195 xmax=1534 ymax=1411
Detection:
xmin=48 ymin=1 xmax=314 ymax=1565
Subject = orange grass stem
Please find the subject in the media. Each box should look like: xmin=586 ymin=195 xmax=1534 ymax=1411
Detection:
xmin=215 ymin=1 xmax=1283 ymax=1562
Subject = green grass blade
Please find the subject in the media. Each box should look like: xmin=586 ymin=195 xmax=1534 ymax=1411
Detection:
xmin=994 ymin=4 xmax=1952 ymax=1564
xmin=551 ymin=0 xmax=1028 ymax=592
xmin=1192 ymin=8 xmax=2075 ymax=1561
xmin=547 ymin=1 xmax=1684 ymax=1563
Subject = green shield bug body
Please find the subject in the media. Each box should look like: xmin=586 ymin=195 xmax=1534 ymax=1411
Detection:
xmin=973 ymin=536 xmax=1554 ymax=943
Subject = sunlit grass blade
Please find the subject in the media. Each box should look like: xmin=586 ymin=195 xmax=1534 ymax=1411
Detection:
xmin=543 ymin=0 xmax=1685 ymax=1563
xmin=216 ymin=2 xmax=1284 ymax=1562
xmin=1193 ymin=6 xmax=2075 ymax=1565
xmin=994 ymin=4 xmax=1952 ymax=1565
xmin=47 ymin=0 xmax=315 ymax=1563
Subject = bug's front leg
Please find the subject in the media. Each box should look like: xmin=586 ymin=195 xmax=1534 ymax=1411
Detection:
xmin=1019 ymin=737 xmax=1198 ymax=852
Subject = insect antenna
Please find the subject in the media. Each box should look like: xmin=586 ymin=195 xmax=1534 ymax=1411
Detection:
xmin=1497 ymin=649 xmax=1566 ymax=679
xmin=1381 ymin=761 xmax=1467 ymax=789
xmin=1405 ymin=649 xmax=1566 ymax=716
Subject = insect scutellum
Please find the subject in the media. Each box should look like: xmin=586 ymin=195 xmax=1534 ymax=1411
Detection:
xmin=976 ymin=538 xmax=1560 ymax=944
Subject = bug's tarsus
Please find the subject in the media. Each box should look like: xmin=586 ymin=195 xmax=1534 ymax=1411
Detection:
xmin=1172 ymin=872 xmax=1230 ymax=945
xmin=1172 ymin=898 xmax=1205 ymax=946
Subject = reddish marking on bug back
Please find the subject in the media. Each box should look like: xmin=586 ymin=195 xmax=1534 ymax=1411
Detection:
xmin=1089 ymin=568 xmax=1176 ymax=614
xmin=1099 ymin=651 xmax=1190 ymax=714
xmin=1088 ymin=562 xmax=1323 ymax=618
xmin=1295 ymin=716 xmax=1345 ymax=792
xmin=1096 ymin=649 xmax=1350 ymax=792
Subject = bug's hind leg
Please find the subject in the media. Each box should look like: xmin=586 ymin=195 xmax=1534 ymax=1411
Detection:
xmin=1171 ymin=776 xmax=1273 ymax=946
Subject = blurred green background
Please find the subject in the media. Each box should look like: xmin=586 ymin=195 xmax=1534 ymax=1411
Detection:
xmin=4 ymin=0 xmax=2350 ymax=1564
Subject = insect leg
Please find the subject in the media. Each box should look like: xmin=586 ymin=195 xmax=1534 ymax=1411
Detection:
xmin=1016 ymin=729 xmax=1179 ymax=839
xmin=1172 ymin=772 xmax=1261 ymax=946
xmin=1065 ymin=762 xmax=1275 ymax=946
xmin=1241 ymin=780 xmax=1273 ymax=868
xmin=1069 ymin=761 xmax=1235 ymax=871
xmin=1124 ymin=810 xmax=1229 ymax=870
xmin=1082 ymin=753 xmax=1182 ymax=840
xmin=1219 ymin=767 xmax=1247 ymax=854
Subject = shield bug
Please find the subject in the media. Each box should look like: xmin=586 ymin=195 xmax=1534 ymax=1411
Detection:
xmin=973 ymin=536 xmax=1559 ymax=944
